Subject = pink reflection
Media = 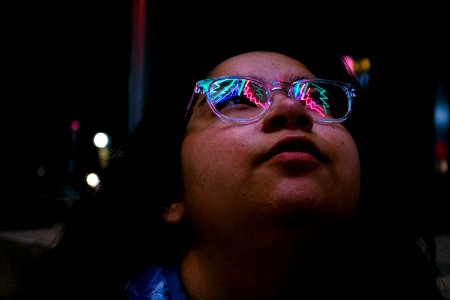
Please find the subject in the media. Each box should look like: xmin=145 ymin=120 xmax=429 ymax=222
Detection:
xmin=243 ymin=81 xmax=265 ymax=108
xmin=300 ymin=85 xmax=325 ymax=116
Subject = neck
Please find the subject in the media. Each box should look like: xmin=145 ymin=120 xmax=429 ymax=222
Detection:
xmin=180 ymin=225 xmax=348 ymax=300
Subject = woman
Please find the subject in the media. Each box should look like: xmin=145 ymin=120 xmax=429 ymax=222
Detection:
xmin=13 ymin=47 xmax=442 ymax=299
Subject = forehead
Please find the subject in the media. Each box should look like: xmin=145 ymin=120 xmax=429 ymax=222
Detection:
xmin=208 ymin=51 xmax=316 ymax=82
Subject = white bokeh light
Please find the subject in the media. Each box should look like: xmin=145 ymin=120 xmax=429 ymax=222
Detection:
xmin=93 ymin=132 xmax=109 ymax=148
xmin=85 ymin=172 xmax=100 ymax=188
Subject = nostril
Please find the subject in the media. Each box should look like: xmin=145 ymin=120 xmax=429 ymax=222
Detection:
xmin=296 ymin=116 xmax=311 ymax=128
xmin=269 ymin=116 xmax=288 ymax=128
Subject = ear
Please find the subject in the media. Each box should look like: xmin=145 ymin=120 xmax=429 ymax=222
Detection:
xmin=163 ymin=201 xmax=185 ymax=225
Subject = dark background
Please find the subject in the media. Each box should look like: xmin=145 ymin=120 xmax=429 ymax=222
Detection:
xmin=3 ymin=2 xmax=449 ymax=234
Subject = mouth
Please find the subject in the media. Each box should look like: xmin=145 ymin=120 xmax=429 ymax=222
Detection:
xmin=260 ymin=136 xmax=326 ymax=163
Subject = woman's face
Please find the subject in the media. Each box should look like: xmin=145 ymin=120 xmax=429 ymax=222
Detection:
xmin=174 ymin=51 xmax=360 ymax=238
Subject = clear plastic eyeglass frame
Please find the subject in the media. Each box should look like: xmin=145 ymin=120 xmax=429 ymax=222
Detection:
xmin=184 ymin=76 xmax=357 ymax=125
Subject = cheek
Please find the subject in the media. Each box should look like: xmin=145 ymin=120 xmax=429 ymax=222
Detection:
xmin=320 ymin=126 xmax=361 ymax=208
xmin=180 ymin=130 xmax=248 ymax=195
xmin=322 ymin=125 xmax=360 ymax=171
xmin=339 ymin=131 xmax=360 ymax=177
xmin=331 ymin=129 xmax=361 ymax=200
xmin=180 ymin=130 xmax=251 ymax=225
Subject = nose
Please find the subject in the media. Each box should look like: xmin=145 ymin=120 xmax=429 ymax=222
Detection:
xmin=262 ymin=91 xmax=314 ymax=132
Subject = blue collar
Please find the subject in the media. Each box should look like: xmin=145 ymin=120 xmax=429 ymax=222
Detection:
xmin=126 ymin=264 xmax=187 ymax=300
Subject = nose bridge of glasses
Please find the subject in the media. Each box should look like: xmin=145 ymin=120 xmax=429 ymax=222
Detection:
xmin=269 ymin=81 xmax=292 ymax=97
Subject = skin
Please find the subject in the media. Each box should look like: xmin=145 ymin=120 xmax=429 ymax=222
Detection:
xmin=164 ymin=51 xmax=361 ymax=300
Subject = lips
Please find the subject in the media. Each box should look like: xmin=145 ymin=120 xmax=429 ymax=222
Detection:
xmin=260 ymin=136 xmax=326 ymax=163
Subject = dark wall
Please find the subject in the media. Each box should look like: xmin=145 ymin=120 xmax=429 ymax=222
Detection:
xmin=3 ymin=1 xmax=131 ymax=229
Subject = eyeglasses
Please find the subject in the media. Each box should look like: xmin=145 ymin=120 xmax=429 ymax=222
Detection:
xmin=185 ymin=76 xmax=356 ymax=125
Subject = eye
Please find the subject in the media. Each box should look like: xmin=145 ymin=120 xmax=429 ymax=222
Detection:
xmin=211 ymin=80 xmax=266 ymax=111
xmin=215 ymin=94 xmax=259 ymax=111
xmin=292 ymin=81 xmax=348 ymax=119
